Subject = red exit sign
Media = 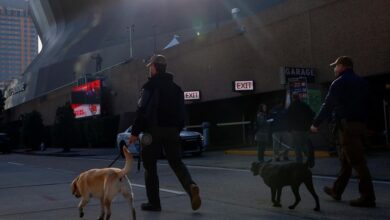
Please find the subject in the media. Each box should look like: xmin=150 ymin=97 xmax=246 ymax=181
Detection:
xmin=184 ymin=91 xmax=201 ymax=100
xmin=233 ymin=80 xmax=255 ymax=92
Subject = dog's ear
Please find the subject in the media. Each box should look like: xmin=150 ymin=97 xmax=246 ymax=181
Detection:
xmin=71 ymin=176 xmax=79 ymax=195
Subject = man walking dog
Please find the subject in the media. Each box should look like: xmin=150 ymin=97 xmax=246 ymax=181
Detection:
xmin=129 ymin=54 xmax=201 ymax=212
xmin=287 ymin=93 xmax=315 ymax=163
xmin=310 ymin=56 xmax=376 ymax=207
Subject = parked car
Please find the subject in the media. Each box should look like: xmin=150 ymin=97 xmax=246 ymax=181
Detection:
xmin=116 ymin=126 xmax=205 ymax=157
xmin=0 ymin=133 xmax=11 ymax=154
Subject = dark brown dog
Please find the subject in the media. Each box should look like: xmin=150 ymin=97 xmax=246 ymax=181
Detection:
xmin=251 ymin=161 xmax=320 ymax=211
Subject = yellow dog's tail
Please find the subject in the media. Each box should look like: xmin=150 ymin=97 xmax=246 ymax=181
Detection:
xmin=120 ymin=145 xmax=133 ymax=176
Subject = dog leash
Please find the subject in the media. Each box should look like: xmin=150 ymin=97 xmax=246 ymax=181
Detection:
xmin=107 ymin=144 xmax=142 ymax=173
xmin=272 ymin=135 xmax=293 ymax=150
xmin=108 ymin=153 xmax=122 ymax=168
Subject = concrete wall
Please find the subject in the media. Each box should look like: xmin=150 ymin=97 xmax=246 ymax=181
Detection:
xmin=165 ymin=0 xmax=390 ymax=101
xmin=5 ymin=84 xmax=73 ymax=125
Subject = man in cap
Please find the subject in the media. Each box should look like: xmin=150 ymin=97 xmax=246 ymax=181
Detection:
xmin=129 ymin=54 xmax=201 ymax=212
xmin=310 ymin=56 xmax=375 ymax=207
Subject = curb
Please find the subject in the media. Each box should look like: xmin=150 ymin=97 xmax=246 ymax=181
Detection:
xmin=224 ymin=150 xmax=331 ymax=158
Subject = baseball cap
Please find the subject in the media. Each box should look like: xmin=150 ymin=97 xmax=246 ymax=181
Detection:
xmin=146 ymin=54 xmax=167 ymax=67
xmin=330 ymin=56 xmax=353 ymax=68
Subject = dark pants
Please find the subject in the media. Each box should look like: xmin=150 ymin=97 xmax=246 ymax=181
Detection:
xmin=291 ymin=131 xmax=309 ymax=163
xmin=141 ymin=126 xmax=196 ymax=205
xmin=255 ymin=130 xmax=268 ymax=162
xmin=332 ymin=122 xmax=375 ymax=201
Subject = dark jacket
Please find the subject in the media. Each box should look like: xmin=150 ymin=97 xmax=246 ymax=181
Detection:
xmin=269 ymin=106 xmax=288 ymax=133
xmin=287 ymin=100 xmax=315 ymax=131
xmin=313 ymin=69 xmax=369 ymax=127
xmin=255 ymin=112 xmax=268 ymax=132
xmin=131 ymin=72 xmax=186 ymax=136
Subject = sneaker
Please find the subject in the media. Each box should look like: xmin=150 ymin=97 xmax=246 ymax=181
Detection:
xmin=190 ymin=184 xmax=202 ymax=211
xmin=350 ymin=198 xmax=376 ymax=208
xmin=323 ymin=186 xmax=341 ymax=201
xmin=141 ymin=202 xmax=161 ymax=212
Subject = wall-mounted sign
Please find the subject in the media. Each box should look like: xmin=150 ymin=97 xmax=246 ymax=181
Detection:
xmin=289 ymin=77 xmax=308 ymax=103
xmin=184 ymin=91 xmax=201 ymax=101
xmin=7 ymin=83 xmax=26 ymax=96
xmin=233 ymin=80 xmax=255 ymax=92
xmin=281 ymin=67 xmax=315 ymax=84
xmin=72 ymin=104 xmax=101 ymax=119
xmin=71 ymin=79 xmax=102 ymax=119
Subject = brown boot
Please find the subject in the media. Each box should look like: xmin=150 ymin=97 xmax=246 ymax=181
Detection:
xmin=190 ymin=184 xmax=201 ymax=211
xmin=323 ymin=186 xmax=341 ymax=201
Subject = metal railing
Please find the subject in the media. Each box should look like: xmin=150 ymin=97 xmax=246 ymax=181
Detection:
xmin=186 ymin=121 xmax=253 ymax=147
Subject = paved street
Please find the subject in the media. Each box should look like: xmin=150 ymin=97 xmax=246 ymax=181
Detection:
xmin=0 ymin=149 xmax=389 ymax=220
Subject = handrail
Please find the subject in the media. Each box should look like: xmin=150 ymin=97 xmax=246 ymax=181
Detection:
xmin=216 ymin=121 xmax=251 ymax=127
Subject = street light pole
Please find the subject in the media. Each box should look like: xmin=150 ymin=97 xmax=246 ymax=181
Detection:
xmin=128 ymin=24 xmax=135 ymax=59
xmin=214 ymin=0 xmax=219 ymax=29
xmin=152 ymin=24 xmax=157 ymax=53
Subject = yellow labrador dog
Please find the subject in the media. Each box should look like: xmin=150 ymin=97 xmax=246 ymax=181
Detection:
xmin=71 ymin=146 xmax=136 ymax=220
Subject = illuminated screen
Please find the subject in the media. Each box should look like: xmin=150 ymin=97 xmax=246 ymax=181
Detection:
xmin=71 ymin=80 xmax=101 ymax=118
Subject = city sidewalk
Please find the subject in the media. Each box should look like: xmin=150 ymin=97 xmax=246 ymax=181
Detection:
xmin=11 ymin=146 xmax=390 ymax=181
xmin=223 ymin=146 xmax=390 ymax=181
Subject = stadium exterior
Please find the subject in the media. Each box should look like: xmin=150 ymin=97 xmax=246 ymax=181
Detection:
xmin=4 ymin=0 xmax=390 ymax=145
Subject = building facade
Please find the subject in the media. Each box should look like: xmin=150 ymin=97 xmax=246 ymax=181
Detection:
xmin=0 ymin=4 xmax=38 ymax=82
xmin=4 ymin=0 xmax=390 ymax=147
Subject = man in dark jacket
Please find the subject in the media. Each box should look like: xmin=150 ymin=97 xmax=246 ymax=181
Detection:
xmin=287 ymin=93 xmax=315 ymax=163
xmin=129 ymin=55 xmax=201 ymax=212
xmin=310 ymin=56 xmax=375 ymax=208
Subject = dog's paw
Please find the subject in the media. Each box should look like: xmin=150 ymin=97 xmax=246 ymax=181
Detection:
xmin=288 ymin=205 xmax=295 ymax=210
xmin=273 ymin=203 xmax=282 ymax=208
xmin=314 ymin=207 xmax=320 ymax=212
